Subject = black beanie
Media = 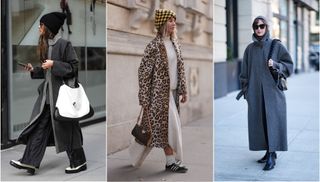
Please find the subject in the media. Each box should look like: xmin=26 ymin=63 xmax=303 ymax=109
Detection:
xmin=40 ymin=12 xmax=66 ymax=35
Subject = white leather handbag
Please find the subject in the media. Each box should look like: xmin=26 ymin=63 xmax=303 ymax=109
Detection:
xmin=54 ymin=83 xmax=94 ymax=121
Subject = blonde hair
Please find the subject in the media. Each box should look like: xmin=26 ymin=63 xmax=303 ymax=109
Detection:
xmin=158 ymin=19 xmax=178 ymax=41
xmin=158 ymin=20 xmax=181 ymax=57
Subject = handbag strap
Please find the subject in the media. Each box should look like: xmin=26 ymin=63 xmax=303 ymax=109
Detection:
xmin=136 ymin=108 xmax=143 ymax=125
xmin=268 ymin=39 xmax=281 ymax=80
xmin=268 ymin=39 xmax=287 ymax=86
xmin=136 ymin=107 xmax=153 ymax=134
xmin=61 ymin=42 xmax=79 ymax=88
xmin=268 ymin=39 xmax=280 ymax=60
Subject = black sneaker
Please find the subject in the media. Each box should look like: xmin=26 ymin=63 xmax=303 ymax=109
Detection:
xmin=10 ymin=160 xmax=37 ymax=175
xmin=165 ymin=162 xmax=188 ymax=173
xmin=65 ymin=162 xmax=87 ymax=174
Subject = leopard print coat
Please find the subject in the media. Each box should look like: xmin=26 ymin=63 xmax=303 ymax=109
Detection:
xmin=138 ymin=34 xmax=187 ymax=148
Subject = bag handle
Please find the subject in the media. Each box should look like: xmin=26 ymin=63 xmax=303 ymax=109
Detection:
xmin=136 ymin=107 xmax=153 ymax=136
xmin=136 ymin=108 xmax=143 ymax=125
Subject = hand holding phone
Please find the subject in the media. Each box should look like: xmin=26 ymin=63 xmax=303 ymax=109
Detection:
xmin=18 ymin=61 xmax=33 ymax=72
xmin=17 ymin=62 xmax=27 ymax=67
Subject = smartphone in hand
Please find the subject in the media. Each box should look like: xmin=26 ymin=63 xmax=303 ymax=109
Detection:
xmin=17 ymin=61 xmax=27 ymax=67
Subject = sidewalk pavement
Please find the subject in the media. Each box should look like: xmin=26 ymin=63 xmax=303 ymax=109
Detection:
xmin=215 ymin=72 xmax=320 ymax=181
xmin=1 ymin=122 xmax=106 ymax=181
xmin=107 ymin=115 xmax=213 ymax=181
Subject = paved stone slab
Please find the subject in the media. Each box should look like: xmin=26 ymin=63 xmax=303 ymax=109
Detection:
xmin=215 ymin=72 xmax=319 ymax=181
xmin=107 ymin=116 xmax=213 ymax=181
xmin=1 ymin=122 xmax=106 ymax=181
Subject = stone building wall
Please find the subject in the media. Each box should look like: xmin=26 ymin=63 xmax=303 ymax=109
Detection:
xmin=107 ymin=0 xmax=213 ymax=154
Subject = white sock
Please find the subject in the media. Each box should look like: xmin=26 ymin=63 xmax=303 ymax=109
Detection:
xmin=166 ymin=155 xmax=176 ymax=166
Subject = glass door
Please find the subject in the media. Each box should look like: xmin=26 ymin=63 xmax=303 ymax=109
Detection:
xmin=9 ymin=0 xmax=106 ymax=140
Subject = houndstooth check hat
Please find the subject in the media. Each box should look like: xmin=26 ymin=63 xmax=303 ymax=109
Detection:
xmin=154 ymin=9 xmax=176 ymax=30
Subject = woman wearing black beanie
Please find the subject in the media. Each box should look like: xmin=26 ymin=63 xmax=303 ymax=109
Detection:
xmin=9 ymin=12 xmax=87 ymax=175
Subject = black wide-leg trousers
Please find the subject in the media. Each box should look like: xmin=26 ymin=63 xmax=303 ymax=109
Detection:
xmin=21 ymin=105 xmax=52 ymax=168
xmin=20 ymin=104 xmax=86 ymax=168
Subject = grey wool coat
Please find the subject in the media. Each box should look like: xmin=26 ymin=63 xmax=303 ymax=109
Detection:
xmin=239 ymin=32 xmax=293 ymax=151
xmin=17 ymin=36 xmax=83 ymax=153
xmin=138 ymin=34 xmax=187 ymax=148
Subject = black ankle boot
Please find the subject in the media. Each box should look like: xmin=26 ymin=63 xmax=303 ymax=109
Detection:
xmin=258 ymin=151 xmax=277 ymax=163
xmin=257 ymin=151 xmax=268 ymax=163
xmin=263 ymin=152 xmax=276 ymax=170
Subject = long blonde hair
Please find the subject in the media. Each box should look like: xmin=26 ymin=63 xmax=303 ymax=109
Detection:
xmin=158 ymin=19 xmax=181 ymax=56
xmin=158 ymin=19 xmax=178 ymax=41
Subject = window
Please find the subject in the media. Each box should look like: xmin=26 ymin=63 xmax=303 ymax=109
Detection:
xmin=226 ymin=0 xmax=238 ymax=60
xmin=316 ymin=11 xmax=319 ymax=26
xmin=8 ymin=0 xmax=106 ymax=139
xmin=271 ymin=0 xmax=289 ymax=47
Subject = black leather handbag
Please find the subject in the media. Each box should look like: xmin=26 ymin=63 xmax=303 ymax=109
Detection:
xmin=278 ymin=75 xmax=288 ymax=91
xmin=131 ymin=108 xmax=152 ymax=146
xmin=268 ymin=39 xmax=288 ymax=91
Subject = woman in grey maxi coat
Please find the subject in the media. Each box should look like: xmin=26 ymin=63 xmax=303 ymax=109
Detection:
xmin=238 ymin=16 xmax=293 ymax=171
xmin=10 ymin=12 xmax=87 ymax=175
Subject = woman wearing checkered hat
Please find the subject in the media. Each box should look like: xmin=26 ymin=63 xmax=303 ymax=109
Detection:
xmin=138 ymin=9 xmax=188 ymax=173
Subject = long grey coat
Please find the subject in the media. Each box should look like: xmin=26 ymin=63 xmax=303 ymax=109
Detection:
xmin=239 ymin=32 xmax=293 ymax=151
xmin=17 ymin=36 xmax=83 ymax=153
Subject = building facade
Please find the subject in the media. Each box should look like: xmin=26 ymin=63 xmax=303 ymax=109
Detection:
xmin=214 ymin=0 xmax=318 ymax=98
xmin=1 ymin=0 xmax=106 ymax=149
xmin=107 ymin=0 xmax=213 ymax=154
xmin=310 ymin=8 xmax=320 ymax=42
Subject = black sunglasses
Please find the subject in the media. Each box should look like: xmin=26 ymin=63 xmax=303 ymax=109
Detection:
xmin=253 ymin=24 xmax=266 ymax=30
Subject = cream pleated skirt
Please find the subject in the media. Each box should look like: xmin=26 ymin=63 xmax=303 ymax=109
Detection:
xmin=168 ymin=90 xmax=183 ymax=162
